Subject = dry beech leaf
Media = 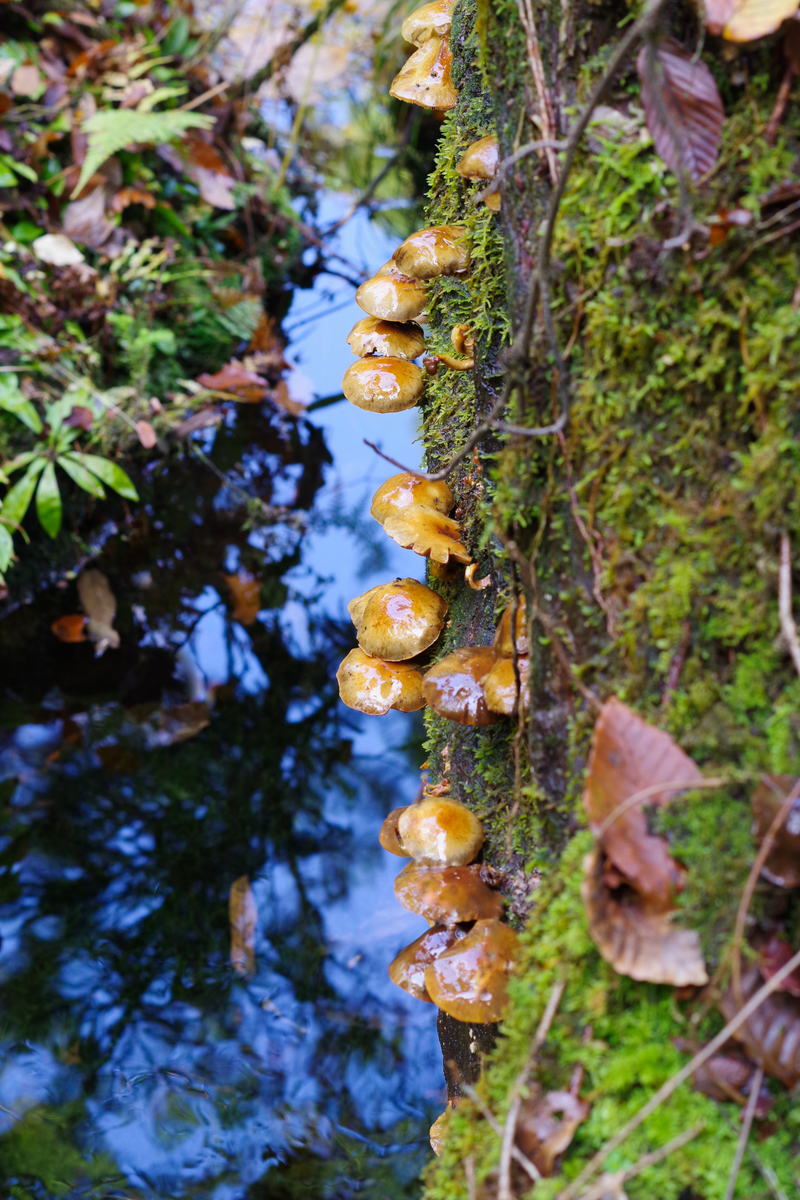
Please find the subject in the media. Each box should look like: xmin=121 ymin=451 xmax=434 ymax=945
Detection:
xmin=196 ymin=360 xmax=269 ymax=402
xmin=148 ymin=701 xmax=211 ymax=747
xmin=136 ymin=420 xmax=157 ymax=449
xmin=62 ymin=185 xmax=114 ymax=250
xmin=583 ymin=697 xmax=702 ymax=908
xmin=674 ymin=1036 xmax=760 ymax=1104
xmin=516 ymin=1090 xmax=591 ymax=1177
xmin=760 ymin=934 xmax=800 ymax=997
xmin=637 ymin=37 xmax=724 ymax=182
xmin=229 ymin=874 xmax=257 ymax=976
xmin=719 ymin=965 xmax=800 ymax=1086
xmin=723 ymin=0 xmax=800 ymax=43
xmin=51 ymin=614 xmax=87 ymax=643
xmin=581 ymin=846 xmax=709 ymax=986
xmin=752 ymin=774 xmax=800 ymax=887
xmin=222 ymin=572 xmax=261 ymax=625
xmin=110 ymin=186 xmax=156 ymax=214
xmin=64 ymin=405 xmax=93 ymax=432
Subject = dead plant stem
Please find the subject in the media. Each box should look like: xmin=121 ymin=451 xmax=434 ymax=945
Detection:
xmin=576 ymin=1122 xmax=704 ymax=1200
xmin=723 ymin=1066 xmax=762 ymax=1200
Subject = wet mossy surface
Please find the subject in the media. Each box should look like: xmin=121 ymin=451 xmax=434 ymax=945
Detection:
xmin=417 ymin=0 xmax=800 ymax=1191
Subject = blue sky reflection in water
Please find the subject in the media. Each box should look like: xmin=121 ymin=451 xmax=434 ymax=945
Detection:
xmin=0 ymin=204 xmax=443 ymax=1197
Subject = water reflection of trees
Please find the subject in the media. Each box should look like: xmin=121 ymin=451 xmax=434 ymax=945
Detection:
xmin=0 ymin=407 xmax=436 ymax=1198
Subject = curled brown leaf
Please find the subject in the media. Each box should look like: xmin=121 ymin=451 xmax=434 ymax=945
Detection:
xmin=637 ymin=37 xmax=724 ymax=183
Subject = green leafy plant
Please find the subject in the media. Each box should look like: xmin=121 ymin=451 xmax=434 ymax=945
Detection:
xmin=74 ymin=107 xmax=214 ymax=196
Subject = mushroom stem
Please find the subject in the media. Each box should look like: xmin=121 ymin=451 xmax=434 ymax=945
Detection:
xmin=424 ymin=353 xmax=474 ymax=374
xmin=450 ymin=324 xmax=474 ymax=355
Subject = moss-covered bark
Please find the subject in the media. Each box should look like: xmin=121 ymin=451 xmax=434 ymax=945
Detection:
xmin=414 ymin=0 xmax=800 ymax=1192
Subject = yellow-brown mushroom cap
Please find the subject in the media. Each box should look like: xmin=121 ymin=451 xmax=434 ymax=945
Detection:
xmin=397 ymin=796 xmax=484 ymax=865
xmin=388 ymin=924 xmax=459 ymax=1001
xmin=337 ymin=648 xmax=426 ymax=715
xmin=342 ymin=358 xmax=424 ymax=413
xmin=422 ymin=646 xmax=501 ymax=725
xmin=370 ymin=473 xmax=453 ymax=523
xmin=424 ymin=918 xmax=520 ymax=1022
xmin=392 ymin=225 xmax=468 ymax=280
xmin=401 ymin=0 xmax=453 ymax=45
xmin=346 ymin=317 xmax=426 ymax=360
xmin=394 ymin=863 xmax=504 ymax=924
xmin=484 ymin=655 xmax=530 ymax=716
xmin=383 ymin=505 xmax=471 ymax=565
xmin=493 ymin=597 xmax=529 ymax=657
xmin=389 ymin=36 xmax=457 ymax=112
xmin=348 ymin=578 xmax=447 ymax=661
xmin=456 ymin=135 xmax=499 ymax=180
xmin=355 ymin=271 xmax=428 ymax=322
xmin=379 ymin=806 xmax=411 ymax=857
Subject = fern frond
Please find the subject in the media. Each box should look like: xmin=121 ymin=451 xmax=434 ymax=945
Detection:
xmin=73 ymin=108 xmax=214 ymax=199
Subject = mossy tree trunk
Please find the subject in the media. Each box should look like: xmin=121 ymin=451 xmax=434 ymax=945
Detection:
xmin=417 ymin=0 xmax=800 ymax=1192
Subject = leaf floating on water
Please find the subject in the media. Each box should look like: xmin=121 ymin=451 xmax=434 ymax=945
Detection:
xmin=77 ymin=568 xmax=119 ymax=655
xmin=516 ymin=1090 xmax=591 ymax=1177
xmin=51 ymin=614 xmax=87 ymax=643
xmin=230 ymin=875 xmax=257 ymax=976
xmin=719 ymin=965 xmax=800 ymax=1086
xmin=722 ymin=0 xmax=800 ymax=42
xmin=583 ymin=697 xmax=702 ymax=908
xmin=637 ymin=37 xmax=724 ymax=182
xmin=752 ymin=774 xmax=800 ymax=887
xmin=221 ymin=572 xmax=261 ymax=625
xmin=581 ymin=846 xmax=709 ymax=986
xmin=196 ymin=361 xmax=270 ymax=403
xmin=136 ymin=420 xmax=157 ymax=449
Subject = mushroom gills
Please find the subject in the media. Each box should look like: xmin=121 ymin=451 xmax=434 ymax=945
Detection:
xmin=346 ymin=316 xmax=426 ymax=360
xmin=389 ymin=36 xmax=457 ymax=111
xmin=337 ymin=648 xmax=426 ymax=715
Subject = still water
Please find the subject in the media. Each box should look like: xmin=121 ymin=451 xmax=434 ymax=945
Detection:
xmin=0 ymin=203 xmax=444 ymax=1197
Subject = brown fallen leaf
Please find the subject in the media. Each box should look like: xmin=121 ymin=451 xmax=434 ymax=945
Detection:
xmin=174 ymin=409 xmax=223 ymax=439
xmin=196 ymin=361 xmax=270 ymax=403
xmin=136 ymin=419 xmax=157 ymax=449
xmin=271 ymin=379 xmax=305 ymax=416
xmin=51 ymin=613 xmax=87 ymax=643
xmin=752 ymin=774 xmax=800 ymax=887
xmin=637 ymin=37 xmax=724 ymax=183
xmin=581 ymin=846 xmax=708 ymax=986
xmin=703 ymin=0 xmax=739 ymax=34
xmin=77 ymin=568 xmax=119 ymax=655
xmin=11 ymin=64 xmax=42 ymax=97
xmin=230 ymin=874 xmax=257 ymax=976
xmin=719 ymin=964 xmax=800 ymax=1087
xmin=723 ymin=0 xmax=800 ymax=43
xmin=708 ymin=206 xmax=753 ymax=245
xmin=149 ymin=701 xmax=211 ymax=747
xmin=760 ymin=934 xmax=800 ymax=997
xmin=583 ymin=697 xmax=702 ymax=908
xmin=110 ymin=186 xmax=157 ymax=214
xmin=184 ymin=131 xmax=236 ymax=211
xmin=62 ymin=186 xmax=114 ymax=250
xmin=674 ymin=1036 xmax=756 ymax=1105
xmin=221 ymin=572 xmax=261 ymax=625
xmin=64 ymin=405 xmax=93 ymax=432
xmin=516 ymin=1090 xmax=591 ymax=1177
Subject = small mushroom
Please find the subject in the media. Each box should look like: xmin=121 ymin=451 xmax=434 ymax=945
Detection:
xmin=370 ymin=473 xmax=453 ymax=523
xmin=392 ymin=225 xmax=469 ymax=280
xmin=493 ymin=596 xmax=529 ymax=657
xmin=389 ymin=36 xmax=457 ymax=112
xmin=355 ymin=268 xmax=428 ymax=322
xmin=401 ymin=0 xmax=453 ymax=46
xmin=342 ymin=357 xmax=424 ymax=413
xmin=422 ymin=646 xmax=501 ymax=725
xmin=429 ymin=1105 xmax=453 ymax=1156
xmin=337 ymin=648 xmax=426 ymax=715
xmin=484 ymin=655 xmax=530 ymax=716
xmin=394 ymin=862 xmax=504 ymax=924
xmin=383 ymin=506 xmax=471 ymax=565
xmin=348 ymin=578 xmax=448 ymax=661
xmin=379 ymin=806 xmax=411 ymax=857
xmin=388 ymin=924 xmax=459 ymax=1001
xmin=424 ymin=917 xmax=520 ymax=1022
xmin=346 ymin=317 xmax=426 ymax=360
xmin=397 ymin=795 xmax=484 ymax=865
xmin=456 ymin=135 xmax=501 ymax=211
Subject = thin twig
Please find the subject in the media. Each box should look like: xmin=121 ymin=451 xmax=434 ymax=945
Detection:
xmin=556 ymin=944 xmax=800 ymax=1199
xmin=778 ymin=533 xmax=800 ymax=680
xmin=731 ymin=775 xmax=800 ymax=1019
xmin=714 ymin=1101 xmax=789 ymax=1200
xmin=465 ymin=1154 xmax=477 ymax=1200
xmin=461 ymin=1084 xmax=542 ymax=1184
xmin=723 ymin=1066 xmax=763 ymax=1200
xmin=765 ymin=65 xmax=795 ymax=145
xmin=516 ymin=0 xmax=559 ymax=183
xmin=577 ymin=1122 xmax=704 ymax=1200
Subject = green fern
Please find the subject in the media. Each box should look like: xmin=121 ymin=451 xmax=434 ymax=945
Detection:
xmin=73 ymin=108 xmax=214 ymax=198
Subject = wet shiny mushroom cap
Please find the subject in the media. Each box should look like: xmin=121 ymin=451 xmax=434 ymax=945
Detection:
xmin=424 ymin=918 xmax=520 ymax=1022
xmin=401 ymin=0 xmax=453 ymax=45
xmin=348 ymin=578 xmax=448 ymax=661
xmin=392 ymin=225 xmax=468 ymax=280
xmin=379 ymin=806 xmax=411 ymax=857
xmin=342 ymin=358 xmax=424 ymax=413
xmin=370 ymin=473 xmax=454 ymax=523
xmin=389 ymin=36 xmax=457 ymax=112
xmin=337 ymin=648 xmax=426 ymax=715
xmin=493 ymin=596 xmax=529 ymax=657
xmin=355 ymin=269 xmax=428 ymax=322
xmin=397 ymin=796 xmax=484 ymax=865
xmin=388 ymin=924 xmax=459 ymax=1001
xmin=456 ymin=135 xmax=499 ymax=180
xmin=422 ymin=646 xmax=501 ymax=725
xmin=394 ymin=862 xmax=504 ymax=924
xmin=383 ymin=505 xmax=471 ymax=565
xmin=484 ymin=655 xmax=530 ymax=716
xmin=346 ymin=317 xmax=426 ymax=360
